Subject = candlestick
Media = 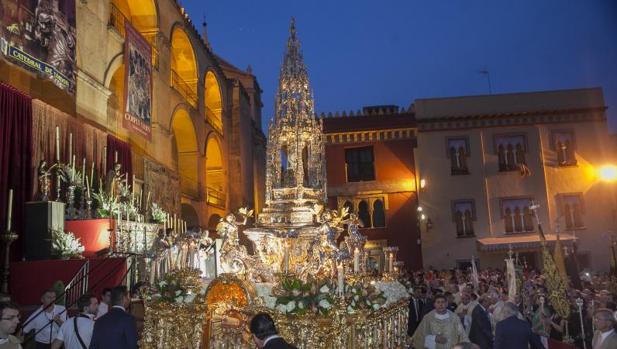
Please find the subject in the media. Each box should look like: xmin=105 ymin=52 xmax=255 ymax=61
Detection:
xmin=85 ymin=176 xmax=91 ymax=199
xmin=354 ymin=248 xmax=360 ymax=274
xmin=388 ymin=253 xmax=394 ymax=274
xmin=68 ymin=133 xmax=73 ymax=161
xmin=6 ymin=189 xmax=13 ymax=232
xmin=337 ymin=263 xmax=345 ymax=296
xmin=55 ymin=126 xmax=60 ymax=162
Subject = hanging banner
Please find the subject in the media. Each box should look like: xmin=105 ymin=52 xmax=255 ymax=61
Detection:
xmin=0 ymin=0 xmax=76 ymax=94
xmin=123 ymin=21 xmax=152 ymax=140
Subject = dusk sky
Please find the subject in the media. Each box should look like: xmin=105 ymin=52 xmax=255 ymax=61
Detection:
xmin=181 ymin=0 xmax=617 ymax=131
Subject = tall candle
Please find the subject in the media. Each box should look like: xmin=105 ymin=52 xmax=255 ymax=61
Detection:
xmin=103 ymin=146 xmax=107 ymax=172
xmin=85 ymin=176 xmax=91 ymax=199
xmin=68 ymin=133 xmax=73 ymax=161
xmin=71 ymin=155 xmax=76 ymax=181
xmin=354 ymin=248 xmax=360 ymax=274
xmin=283 ymin=241 xmax=289 ymax=273
xmin=173 ymin=214 xmax=177 ymax=232
xmin=146 ymin=192 xmax=150 ymax=210
xmin=6 ymin=189 xmax=13 ymax=232
xmin=388 ymin=253 xmax=394 ymax=273
xmin=90 ymin=161 xmax=95 ymax=185
xmin=183 ymin=221 xmax=187 ymax=233
xmin=337 ymin=263 xmax=345 ymax=296
xmin=163 ymin=217 xmax=166 ymax=231
xmin=114 ymin=151 xmax=118 ymax=163
xmin=81 ymin=158 xmax=86 ymax=183
xmin=55 ymin=126 xmax=60 ymax=162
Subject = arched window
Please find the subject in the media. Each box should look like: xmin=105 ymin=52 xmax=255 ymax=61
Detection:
xmin=343 ymin=200 xmax=354 ymax=214
xmin=523 ymin=207 xmax=534 ymax=232
xmin=515 ymin=143 xmax=526 ymax=166
xmin=573 ymin=203 xmax=584 ymax=228
xmin=463 ymin=209 xmax=474 ymax=236
xmin=556 ymin=141 xmax=565 ymax=165
xmin=498 ymin=145 xmax=507 ymax=172
xmin=504 ymin=208 xmax=513 ymax=233
xmin=373 ymin=200 xmax=385 ymax=228
xmin=506 ymin=144 xmax=516 ymax=170
xmin=458 ymin=147 xmax=468 ymax=173
xmin=358 ymin=200 xmax=372 ymax=228
xmin=564 ymin=203 xmax=573 ymax=229
xmin=455 ymin=211 xmax=464 ymax=237
xmin=513 ymin=207 xmax=522 ymax=232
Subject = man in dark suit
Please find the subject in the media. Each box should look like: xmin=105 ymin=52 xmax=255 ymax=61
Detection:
xmin=407 ymin=287 xmax=426 ymax=336
xmin=494 ymin=302 xmax=544 ymax=349
xmin=469 ymin=295 xmax=493 ymax=349
xmin=89 ymin=286 xmax=137 ymax=349
xmin=249 ymin=313 xmax=297 ymax=349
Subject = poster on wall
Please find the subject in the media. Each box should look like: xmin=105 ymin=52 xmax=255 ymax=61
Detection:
xmin=123 ymin=21 xmax=152 ymax=140
xmin=0 ymin=0 xmax=76 ymax=93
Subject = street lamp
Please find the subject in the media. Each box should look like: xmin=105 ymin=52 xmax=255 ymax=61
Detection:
xmin=597 ymin=164 xmax=617 ymax=182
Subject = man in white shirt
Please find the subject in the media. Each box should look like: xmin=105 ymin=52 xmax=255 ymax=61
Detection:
xmin=51 ymin=294 xmax=98 ymax=349
xmin=22 ymin=289 xmax=66 ymax=349
xmin=95 ymin=288 xmax=111 ymax=319
xmin=591 ymin=308 xmax=617 ymax=349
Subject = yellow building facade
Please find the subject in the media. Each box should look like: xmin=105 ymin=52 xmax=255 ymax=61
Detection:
xmin=0 ymin=0 xmax=265 ymax=228
xmin=414 ymin=88 xmax=615 ymax=272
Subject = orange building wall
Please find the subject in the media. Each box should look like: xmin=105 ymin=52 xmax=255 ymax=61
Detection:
xmin=325 ymin=138 xmax=422 ymax=270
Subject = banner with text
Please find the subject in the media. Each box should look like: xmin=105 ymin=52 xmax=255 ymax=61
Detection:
xmin=0 ymin=0 xmax=76 ymax=94
xmin=123 ymin=21 xmax=152 ymax=140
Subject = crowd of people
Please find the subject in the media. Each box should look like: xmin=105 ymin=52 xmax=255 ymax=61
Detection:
xmin=1 ymin=267 xmax=616 ymax=348
xmin=406 ymin=268 xmax=617 ymax=349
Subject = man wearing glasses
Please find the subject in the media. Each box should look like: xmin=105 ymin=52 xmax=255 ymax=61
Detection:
xmin=0 ymin=302 xmax=21 ymax=349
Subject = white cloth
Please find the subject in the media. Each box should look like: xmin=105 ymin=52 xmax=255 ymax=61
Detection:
xmin=435 ymin=312 xmax=450 ymax=321
xmin=55 ymin=314 xmax=95 ymax=349
xmin=95 ymin=302 xmax=108 ymax=319
xmin=263 ymin=335 xmax=281 ymax=346
xmin=0 ymin=336 xmax=22 ymax=348
xmin=424 ymin=335 xmax=437 ymax=349
xmin=23 ymin=305 xmax=67 ymax=344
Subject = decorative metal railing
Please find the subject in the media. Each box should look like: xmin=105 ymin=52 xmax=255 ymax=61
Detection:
xmin=206 ymin=186 xmax=226 ymax=209
xmin=64 ymin=260 xmax=89 ymax=308
xmin=109 ymin=3 xmax=159 ymax=67
xmin=171 ymin=70 xmax=198 ymax=108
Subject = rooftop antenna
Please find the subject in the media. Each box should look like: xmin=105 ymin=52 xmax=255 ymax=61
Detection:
xmin=479 ymin=69 xmax=493 ymax=95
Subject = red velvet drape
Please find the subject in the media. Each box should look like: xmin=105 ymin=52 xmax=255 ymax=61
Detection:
xmin=0 ymin=83 xmax=33 ymax=261
xmin=106 ymin=135 xmax=133 ymax=186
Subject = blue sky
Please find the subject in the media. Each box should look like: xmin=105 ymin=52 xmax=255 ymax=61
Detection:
xmin=180 ymin=0 xmax=617 ymax=132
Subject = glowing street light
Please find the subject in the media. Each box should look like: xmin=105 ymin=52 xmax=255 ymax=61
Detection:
xmin=597 ymin=164 xmax=617 ymax=182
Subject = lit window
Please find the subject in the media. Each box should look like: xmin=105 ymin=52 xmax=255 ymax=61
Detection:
xmin=338 ymin=196 xmax=387 ymax=229
xmin=345 ymin=147 xmax=375 ymax=182
xmin=501 ymin=198 xmax=535 ymax=234
xmin=373 ymin=200 xmax=386 ymax=228
xmin=358 ymin=200 xmax=372 ymax=228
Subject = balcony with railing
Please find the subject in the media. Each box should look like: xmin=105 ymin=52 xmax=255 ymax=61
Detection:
xmin=109 ymin=3 xmax=159 ymax=67
xmin=172 ymin=70 xmax=198 ymax=108
xmin=206 ymin=186 xmax=226 ymax=209
xmin=206 ymin=106 xmax=223 ymax=133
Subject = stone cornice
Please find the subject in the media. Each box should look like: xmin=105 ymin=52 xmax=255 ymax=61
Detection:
xmin=324 ymin=128 xmax=416 ymax=145
xmin=417 ymin=107 xmax=607 ymax=132
xmin=328 ymin=179 xmax=415 ymax=197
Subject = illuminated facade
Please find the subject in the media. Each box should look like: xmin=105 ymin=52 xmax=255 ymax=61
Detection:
xmin=0 ymin=0 xmax=265 ymax=228
xmin=321 ymin=106 xmax=422 ymax=270
xmin=414 ymin=88 xmax=615 ymax=271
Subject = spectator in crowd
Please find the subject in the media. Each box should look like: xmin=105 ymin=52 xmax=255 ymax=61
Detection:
xmin=249 ymin=313 xmax=297 ymax=349
xmin=0 ymin=302 xmax=22 ymax=349
xmin=95 ymin=288 xmax=111 ymax=319
xmin=591 ymin=308 xmax=617 ymax=349
xmin=51 ymin=294 xmax=97 ymax=349
xmin=22 ymin=289 xmax=66 ymax=349
xmin=89 ymin=286 xmax=137 ymax=349
xmin=469 ymin=294 xmax=493 ymax=349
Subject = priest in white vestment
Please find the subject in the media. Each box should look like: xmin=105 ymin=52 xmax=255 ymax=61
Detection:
xmin=412 ymin=294 xmax=470 ymax=349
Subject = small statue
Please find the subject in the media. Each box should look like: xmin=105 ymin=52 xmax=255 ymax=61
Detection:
xmin=105 ymin=163 xmax=123 ymax=199
xmin=216 ymin=208 xmax=252 ymax=251
xmin=37 ymin=160 xmax=56 ymax=201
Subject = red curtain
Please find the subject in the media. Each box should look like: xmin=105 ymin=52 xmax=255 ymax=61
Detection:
xmin=0 ymin=82 xmax=34 ymax=261
xmin=106 ymin=135 xmax=133 ymax=186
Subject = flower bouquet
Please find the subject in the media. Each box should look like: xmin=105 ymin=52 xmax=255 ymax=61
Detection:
xmin=148 ymin=269 xmax=206 ymax=304
xmin=343 ymin=281 xmax=386 ymax=313
xmin=51 ymin=229 xmax=85 ymax=259
xmin=273 ymin=276 xmax=336 ymax=315
xmin=150 ymin=203 xmax=166 ymax=223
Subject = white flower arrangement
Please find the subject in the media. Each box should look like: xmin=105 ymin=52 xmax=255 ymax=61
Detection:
xmin=51 ymin=229 xmax=85 ymax=259
xmin=373 ymin=281 xmax=409 ymax=306
xmin=150 ymin=203 xmax=166 ymax=223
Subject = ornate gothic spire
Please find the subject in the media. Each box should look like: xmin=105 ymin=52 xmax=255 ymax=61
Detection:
xmin=260 ymin=18 xmax=326 ymax=227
